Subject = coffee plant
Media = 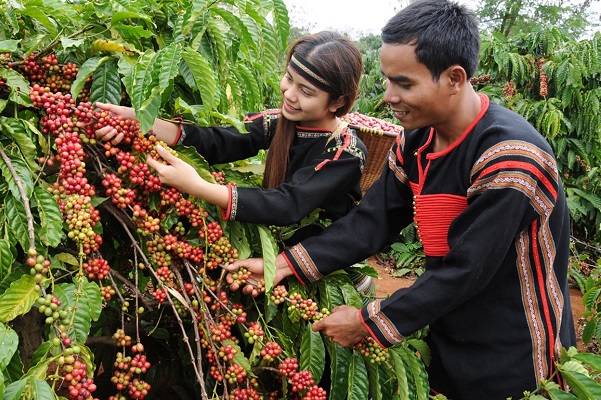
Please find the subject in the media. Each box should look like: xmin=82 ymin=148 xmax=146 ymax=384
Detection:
xmin=475 ymin=26 xmax=601 ymax=245
xmin=0 ymin=1 xmax=432 ymax=399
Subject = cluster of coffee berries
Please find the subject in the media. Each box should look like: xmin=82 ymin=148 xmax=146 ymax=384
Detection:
xmin=354 ymin=336 xmax=390 ymax=364
xmin=503 ymin=80 xmax=517 ymax=99
xmin=37 ymin=294 xmax=68 ymax=325
xmin=102 ymin=174 xmax=136 ymax=209
xmin=344 ymin=111 xmax=401 ymax=135
xmin=260 ymin=341 xmax=283 ymax=362
xmin=110 ymin=344 xmax=151 ymax=399
xmin=25 ymin=248 xmax=50 ymax=282
xmin=226 ymin=266 xmax=251 ymax=291
xmin=113 ymin=329 xmax=133 ymax=347
xmin=199 ymin=220 xmax=223 ymax=244
xmin=59 ymin=356 xmax=99 ymax=400
xmin=63 ymin=194 xmax=102 ymax=254
xmin=286 ymin=292 xmax=330 ymax=322
xmin=469 ymin=74 xmax=491 ymax=85
xmin=230 ymin=387 xmax=260 ymax=400
xmin=269 ymin=285 xmax=288 ymax=305
xmin=243 ymin=322 xmax=264 ymax=344
xmin=274 ymin=360 xmax=327 ymax=399
xmin=101 ymin=285 xmax=117 ymax=301
xmin=83 ymin=257 xmax=111 ymax=280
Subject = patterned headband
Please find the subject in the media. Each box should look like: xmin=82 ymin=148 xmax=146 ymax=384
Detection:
xmin=289 ymin=53 xmax=332 ymax=92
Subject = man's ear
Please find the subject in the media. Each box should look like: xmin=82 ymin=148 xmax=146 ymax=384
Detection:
xmin=446 ymin=65 xmax=467 ymax=93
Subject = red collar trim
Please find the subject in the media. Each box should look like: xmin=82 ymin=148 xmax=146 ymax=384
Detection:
xmin=425 ymin=93 xmax=490 ymax=160
xmin=296 ymin=125 xmax=333 ymax=132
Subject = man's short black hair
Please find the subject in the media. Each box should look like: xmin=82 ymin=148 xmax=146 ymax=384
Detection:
xmin=381 ymin=0 xmax=480 ymax=79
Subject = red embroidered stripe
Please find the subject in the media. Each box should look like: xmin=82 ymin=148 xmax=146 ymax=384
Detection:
xmin=220 ymin=185 xmax=233 ymax=220
xmin=410 ymin=189 xmax=467 ymax=257
xmin=315 ymin=131 xmax=352 ymax=171
xmin=282 ymin=252 xmax=308 ymax=286
xmin=171 ymin=117 xmax=184 ymax=146
xmin=531 ymin=221 xmax=557 ymax=369
xmin=243 ymin=109 xmax=280 ymax=122
xmin=359 ymin=311 xmax=387 ymax=348
xmin=476 ymin=161 xmax=557 ymax=201
xmin=395 ymin=134 xmax=404 ymax=165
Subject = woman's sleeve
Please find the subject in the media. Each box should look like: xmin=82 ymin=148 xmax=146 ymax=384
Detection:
xmin=176 ymin=111 xmax=277 ymax=165
xmin=223 ymin=132 xmax=366 ymax=225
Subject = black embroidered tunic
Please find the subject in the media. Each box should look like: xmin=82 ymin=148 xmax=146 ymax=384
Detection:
xmin=176 ymin=110 xmax=367 ymax=243
xmin=282 ymin=95 xmax=576 ymax=399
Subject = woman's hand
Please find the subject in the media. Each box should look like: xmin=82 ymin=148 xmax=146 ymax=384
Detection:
xmin=89 ymin=102 xmax=138 ymax=145
xmin=145 ymin=145 xmax=204 ymax=195
xmin=78 ymin=102 xmax=179 ymax=145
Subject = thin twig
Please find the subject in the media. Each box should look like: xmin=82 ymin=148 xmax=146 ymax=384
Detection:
xmin=106 ymin=204 xmax=209 ymax=398
xmin=109 ymin=267 xmax=155 ymax=310
xmin=173 ymin=266 xmax=213 ymax=397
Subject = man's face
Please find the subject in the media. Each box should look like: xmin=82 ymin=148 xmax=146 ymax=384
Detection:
xmin=380 ymin=43 xmax=450 ymax=131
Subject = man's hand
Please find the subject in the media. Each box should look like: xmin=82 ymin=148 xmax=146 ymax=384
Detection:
xmin=311 ymin=305 xmax=369 ymax=347
xmin=224 ymin=258 xmax=268 ymax=296
xmin=225 ymin=254 xmax=294 ymax=296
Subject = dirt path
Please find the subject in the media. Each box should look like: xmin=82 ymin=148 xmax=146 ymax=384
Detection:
xmin=368 ymin=256 xmax=588 ymax=352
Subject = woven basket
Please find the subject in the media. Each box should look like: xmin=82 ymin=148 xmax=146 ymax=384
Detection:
xmin=344 ymin=114 xmax=402 ymax=195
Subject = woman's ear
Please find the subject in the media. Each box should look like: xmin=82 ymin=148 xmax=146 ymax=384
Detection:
xmin=329 ymin=96 xmax=346 ymax=113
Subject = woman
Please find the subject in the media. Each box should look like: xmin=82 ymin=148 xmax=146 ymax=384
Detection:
xmin=94 ymin=31 xmax=373 ymax=296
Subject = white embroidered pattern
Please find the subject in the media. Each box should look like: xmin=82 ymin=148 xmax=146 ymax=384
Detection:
xmin=517 ymin=232 xmax=546 ymax=383
xmin=472 ymin=141 xmax=558 ymax=179
xmin=229 ymin=186 xmax=238 ymax=220
xmin=290 ymin=245 xmax=322 ymax=282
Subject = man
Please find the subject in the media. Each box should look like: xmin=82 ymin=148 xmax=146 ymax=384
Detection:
xmin=228 ymin=0 xmax=576 ymax=398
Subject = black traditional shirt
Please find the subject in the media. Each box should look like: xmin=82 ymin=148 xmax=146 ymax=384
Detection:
xmin=177 ymin=110 xmax=366 ymax=242
xmin=282 ymin=95 xmax=576 ymax=399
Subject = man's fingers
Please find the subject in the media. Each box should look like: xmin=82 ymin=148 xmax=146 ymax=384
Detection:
xmin=311 ymin=319 xmax=324 ymax=332
xmin=242 ymin=284 xmax=255 ymax=296
xmin=223 ymin=262 xmax=238 ymax=272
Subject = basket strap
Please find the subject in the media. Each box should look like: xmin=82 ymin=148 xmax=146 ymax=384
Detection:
xmin=316 ymin=121 xmax=351 ymax=171
xmin=325 ymin=120 xmax=349 ymax=145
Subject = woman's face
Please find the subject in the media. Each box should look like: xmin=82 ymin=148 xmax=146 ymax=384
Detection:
xmin=279 ymin=67 xmax=341 ymax=129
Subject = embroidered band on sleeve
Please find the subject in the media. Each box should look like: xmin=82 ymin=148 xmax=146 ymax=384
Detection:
xmin=170 ymin=117 xmax=185 ymax=146
xmin=361 ymin=300 xmax=405 ymax=347
xmin=287 ymin=244 xmax=323 ymax=283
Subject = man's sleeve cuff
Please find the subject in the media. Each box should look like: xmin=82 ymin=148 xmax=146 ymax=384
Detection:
xmin=281 ymin=244 xmax=323 ymax=285
xmin=360 ymin=300 xmax=405 ymax=348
